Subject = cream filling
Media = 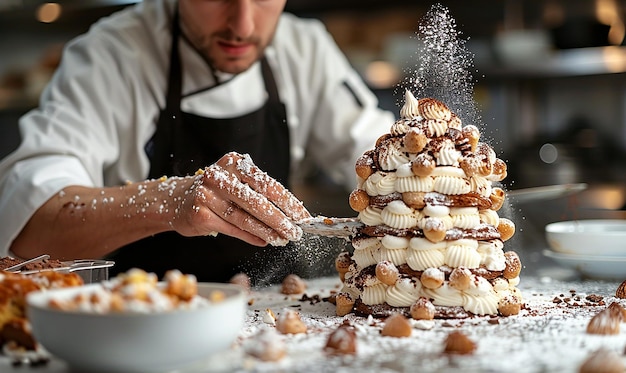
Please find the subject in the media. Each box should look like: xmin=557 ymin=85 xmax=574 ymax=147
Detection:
xmin=427 ymin=119 xmax=448 ymax=137
xmin=406 ymin=249 xmax=446 ymax=271
xmin=352 ymin=247 xmax=380 ymax=268
xmin=363 ymin=171 xmax=397 ymax=196
xmin=470 ymin=175 xmax=492 ymax=197
xmin=395 ymin=175 xmax=435 ymax=193
xmin=420 ymin=216 xmax=453 ymax=231
xmin=477 ymin=240 xmax=506 ymax=271
xmin=463 ymin=292 xmax=499 ymax=315
xmin=400 ymin=89 xmax=420 ymax=119
xmin=361 ymin=283 xmax=388 ymax=305
xmin=358 ymin=206 xmax=384 ymax=226
xmin=436 ymin=140 xmax=461 ymax=166
xmin=422 ymin=204 xmax=450 ymax=218
xmin=430 ymin=166 xmax=466 ymax=178
xmin=379 ymin=247 xmax=408 ymax=266
xmin=390 ymin=119 xmax=413 ymax=136
xmin=381 ymin=234 xmax=410 ymax=249
xmin=340 ymin=284 xmax=361 ymax=299
xmin=381 ymin=201 xmax=418 ymax=229
xmin=491 ymin=277 xmax=510 ymax=292
xmin=479 ymin=209 xmax=499 ymax=226
xmin=352 ymin=236 xmax=381 ymax=251
xmin=462 ymin=276 xmax=499 ymax=315
xmin=395 ymin=162 xmax=414 ymax=177
xmin=386 ymin=278 xmax=422 ymax=307
xmin=378 ymin=142 xmax=411 ymax=171
xmin=444 ymin=240 xmax=481 ymax=269
xmin=352 ymin=236 xmax=382 ymax=268
xmin=433 ymin=175 xmax=471 ymax=195
xmin=409 ymin=237 xmax=447 ymax=251
xmin=422 ymin=283 xmax=464 ymax=307
xmin=450 ymin=207 xmax=481 ymax=229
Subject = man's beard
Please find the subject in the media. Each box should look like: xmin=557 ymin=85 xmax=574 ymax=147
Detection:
xmin=201 ymin=31 xmax=265 ymax=74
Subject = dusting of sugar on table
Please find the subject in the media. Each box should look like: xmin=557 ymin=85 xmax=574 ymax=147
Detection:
xmin=187 ymin=276 xmax=626 ymax=373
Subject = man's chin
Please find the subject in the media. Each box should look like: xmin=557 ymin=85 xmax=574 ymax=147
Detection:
xmin=212 ymin=58 xmax=258 ymax=75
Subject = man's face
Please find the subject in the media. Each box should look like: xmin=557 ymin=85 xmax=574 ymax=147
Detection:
xmin=179 ymin=0 xmax=287 ymax=74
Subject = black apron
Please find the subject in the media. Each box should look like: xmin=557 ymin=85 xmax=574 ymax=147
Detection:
xmin=107 ymin=12 xmax=291 ymax=284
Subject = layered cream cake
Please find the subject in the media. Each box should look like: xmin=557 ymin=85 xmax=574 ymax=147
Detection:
xmin=334 ymin=90 xmax=523 ymax=318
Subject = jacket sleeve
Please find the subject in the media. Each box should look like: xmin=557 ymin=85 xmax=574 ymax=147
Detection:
xmin=0 ymin=22 xmax=144 ymax=256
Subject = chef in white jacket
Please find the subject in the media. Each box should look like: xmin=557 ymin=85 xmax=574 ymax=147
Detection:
xmin=0 ymin=0 xmax=393 ymax=282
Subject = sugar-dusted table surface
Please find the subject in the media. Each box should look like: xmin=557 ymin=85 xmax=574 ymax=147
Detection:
xmin=3 ymin=275 xmax=624 ymax=373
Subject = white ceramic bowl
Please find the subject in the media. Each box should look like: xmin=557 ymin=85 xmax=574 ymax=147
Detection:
xmin=543 ymin=249 xmax=626 ymax=280
xmin=27 ymin=282 xmax=246 ymax=373
xmin=545 ymin=219 xmax=626 ymax=257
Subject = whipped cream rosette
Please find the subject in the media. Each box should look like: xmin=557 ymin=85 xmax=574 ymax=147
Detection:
xmin=336 ymin=90 xmax=522 ymax=318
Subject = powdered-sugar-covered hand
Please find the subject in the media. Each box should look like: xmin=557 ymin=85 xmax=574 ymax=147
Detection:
xmin=170 ymin=152 xmax=311 ymax=246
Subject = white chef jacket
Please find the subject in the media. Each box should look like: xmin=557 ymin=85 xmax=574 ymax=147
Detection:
xmin=0 ymin=0 xmax=395 ymax=256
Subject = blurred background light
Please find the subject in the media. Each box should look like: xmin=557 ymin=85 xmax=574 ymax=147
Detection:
xmin=36 ymin=2 xmax=62 ymax=23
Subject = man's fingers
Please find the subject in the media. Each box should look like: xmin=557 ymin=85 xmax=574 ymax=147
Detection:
xmin=177 ymin=189 xmax=268 ymax=246
xmin=215 ymin=152 xmax=312 ymax=222
xmin=203 ymin=163 xmax=303 ymax=242
xmin=205 ymin=195 xmax=289 ymax=247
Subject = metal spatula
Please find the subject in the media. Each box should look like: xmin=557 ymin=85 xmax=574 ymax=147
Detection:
xmin=298 ymin=216 xmax=364 ymax=238
xmin=507 ymin=183 xmax=587 ymax=203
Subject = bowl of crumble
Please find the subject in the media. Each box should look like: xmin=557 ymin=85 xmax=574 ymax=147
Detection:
xmin=26 ymin=268 xmax=246 ymax=373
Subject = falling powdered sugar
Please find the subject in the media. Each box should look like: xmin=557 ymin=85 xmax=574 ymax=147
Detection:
xmin=399 ymin=3 xmax=481 ymax=130
xmin=242 ymin=234 xmax=351 ymax=287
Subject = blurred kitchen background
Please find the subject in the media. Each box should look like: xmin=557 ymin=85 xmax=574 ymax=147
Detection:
xmin=2 ymin=0 xmax=626 ymax=277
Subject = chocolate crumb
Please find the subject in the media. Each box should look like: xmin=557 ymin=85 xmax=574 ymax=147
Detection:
xmin=299 ymin=293 xmax=323 ymax=305
xmin=586 ymin=294 xmax=603 ymax=303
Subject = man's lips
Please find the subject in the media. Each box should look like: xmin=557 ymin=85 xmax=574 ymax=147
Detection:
xmin=217 ymin=41 xmax=253 ymax=56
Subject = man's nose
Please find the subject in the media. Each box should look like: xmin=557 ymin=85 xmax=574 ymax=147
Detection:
xmin=228 ymin=0 xmax=254 ymax=39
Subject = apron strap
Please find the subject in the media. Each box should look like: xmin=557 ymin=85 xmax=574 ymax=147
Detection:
xmin=165 ymin=10 xmax=183 ymax=120
xmin=260 ymin=57 xmax=280 ymax=105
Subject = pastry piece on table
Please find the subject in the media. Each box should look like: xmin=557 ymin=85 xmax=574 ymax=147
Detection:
xmin=280 ymin=274 xmax=307 ymax=295
xmin=0 ymin=271 xmax=83 ymax=351
xmin=324 ymin=320 xmax=357 ymax=355
xmin=443 ymin=330 xmax=476 ymax=355
xmin=244 ymin=327 xmax=286 ymax=362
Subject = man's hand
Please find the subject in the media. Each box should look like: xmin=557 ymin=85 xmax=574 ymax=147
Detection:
xmin=169 ymin=152 xmax=312 ymax=246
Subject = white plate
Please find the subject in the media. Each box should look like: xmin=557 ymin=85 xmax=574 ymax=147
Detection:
xmin=543 ymin=249 xmax=626 ymax=280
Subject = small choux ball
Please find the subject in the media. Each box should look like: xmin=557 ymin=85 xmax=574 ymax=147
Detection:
xmin=375 ymin=260 xmax=399 ymax=286
xmin=410 ymin=297 xmax=436 ymax=320
xmin=449 ymin=267 xmax=472 ymax=291
xmin=411 ymin=154 xmax=436 ymax=177
xmin=404 ymin=128 xmax=428 ymax=153
xmin=497 ymin=218 xmax=515 ymax=241
xmin=420 ymin=267 xmax=445 ymax=289
xmin=489 ymin=187 xmax=505 ymax=211
xmin=349 ymin=189 xmax=370 ymax=212
xmin=503 ymin=251 xmax=522 ymax=279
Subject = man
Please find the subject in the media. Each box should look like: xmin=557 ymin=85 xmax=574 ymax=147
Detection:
xmin=0 ymin=0 xmax=394 ymax=282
